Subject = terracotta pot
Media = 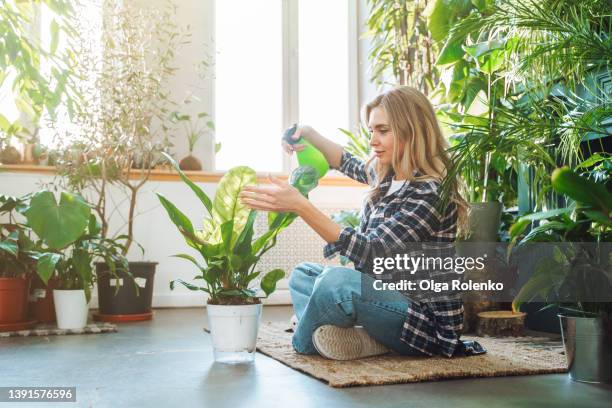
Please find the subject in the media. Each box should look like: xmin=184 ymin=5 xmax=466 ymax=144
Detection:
xmin=28 ymin=275 xmax=57 ymax=323
xmin=179 ymin=154 xmax=203 ymax=171
xmin=0 ymin=146 xmax=22 ymax=164
xmin=0 ymin=276 xmax=31 ymax=324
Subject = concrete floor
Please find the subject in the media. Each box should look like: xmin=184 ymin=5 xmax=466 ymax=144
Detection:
xmin=2 ymin=307 xmax=611 ymax=408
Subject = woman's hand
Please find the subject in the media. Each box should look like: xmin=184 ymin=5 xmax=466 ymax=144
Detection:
xmin=281 ymin=125 xmax=310 ymax=155
xmin=240 ymin=175 xmax=308 ymax=214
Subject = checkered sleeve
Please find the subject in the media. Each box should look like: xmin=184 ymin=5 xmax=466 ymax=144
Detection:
xmin=333 ymin=150 xmax=371 ymax=185
xmin=324 ymin=189 xmax=442 ymax=269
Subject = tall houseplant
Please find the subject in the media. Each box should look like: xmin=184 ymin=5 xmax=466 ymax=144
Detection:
xmin=22 ymin=190 xmax=128 ymax=330
xmin=432 ymin=0 xmax=611 ymax=241
xmin=51 ymin=0 xmax=189 ymax=320
xmin=365 ymin=0 xmax=440 ymax=93
xmin=0 ymin=195 xmax=38 ymax=330
xmin=510 ymin=166 xmax=611 ymax=383
xmin=157 ymin=155 xmax=295 ymax=363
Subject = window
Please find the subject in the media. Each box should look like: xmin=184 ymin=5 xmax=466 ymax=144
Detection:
xmin=39 ymin=0 xmax=103 ymax=148
xmin=214 ymin=0 xmax=284 ymax=172
xmin=213 ymin=0 xmax=355 ymax=173
xmin=298 ymin=0 xmax=350 ymax=147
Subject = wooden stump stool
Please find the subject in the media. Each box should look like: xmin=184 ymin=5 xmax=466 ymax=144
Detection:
xmin=476 ymin=310 xmax=527 ymax=337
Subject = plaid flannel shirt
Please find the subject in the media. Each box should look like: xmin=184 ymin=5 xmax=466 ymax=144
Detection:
xmin=324 ymin=151 xmax=464 ymax=357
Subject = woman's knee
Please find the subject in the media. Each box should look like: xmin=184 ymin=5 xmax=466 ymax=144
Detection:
xmin=312 ymin=266 xmax=361 ymax=297
xmin=288 ymin=262 xmax=320 ymax=289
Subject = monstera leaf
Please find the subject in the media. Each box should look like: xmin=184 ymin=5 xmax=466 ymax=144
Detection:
xmin=24 ymin=191 xmax=91 ymax=249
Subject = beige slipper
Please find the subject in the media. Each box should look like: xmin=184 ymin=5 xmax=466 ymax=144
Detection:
xmin=312 ymin=325 xmax=390 ymax=360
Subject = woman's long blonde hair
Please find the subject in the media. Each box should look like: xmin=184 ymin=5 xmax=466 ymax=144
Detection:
xmin=364 ymin=86 xmax=469 ymax=234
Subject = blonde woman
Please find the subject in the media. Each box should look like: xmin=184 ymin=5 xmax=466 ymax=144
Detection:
xmin=240 ymin=86 xmax=473 ymax=360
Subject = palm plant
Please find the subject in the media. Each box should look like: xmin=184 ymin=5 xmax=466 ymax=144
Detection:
xmin=510 ymin=164 xmax=612 ymax=318
xmin=365 ymin=0 xmax=439 ymax=92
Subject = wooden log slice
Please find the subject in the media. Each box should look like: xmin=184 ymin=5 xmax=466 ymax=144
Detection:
xmin=476 ymin=310 xmax=527 ymax=337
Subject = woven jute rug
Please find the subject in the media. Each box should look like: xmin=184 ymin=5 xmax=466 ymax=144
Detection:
xmin=0 ymin=323 xmax=117 ymax=338
xmin=255 ymin=322 xmax=568 ymax=388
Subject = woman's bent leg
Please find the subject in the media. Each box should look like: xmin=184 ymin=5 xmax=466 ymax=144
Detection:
xmin=287 ymin=262 xmax=325 ymax=321
xmin=291 ymin=266 xmax=424 ymax=356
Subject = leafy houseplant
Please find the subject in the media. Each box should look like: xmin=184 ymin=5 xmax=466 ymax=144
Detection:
xmin=169 ymin=108 xmax=216 ymax=171
xmin=510 ymin=166 xmax=611 ymax=383
xmin=157 ymin=154 xmax=295 ymax=362
xmin=23 ymin=190 xmax=128 ymax=329
xmin=430 ymin=0 xmax=611 ymax=242
xmin=0 ymin=195 xmax=38 ymax=329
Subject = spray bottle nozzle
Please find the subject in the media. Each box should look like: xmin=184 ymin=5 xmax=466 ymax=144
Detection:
xmin=282 ymin=123 xmax=300 ymax=145
xmin=281 ymin=124 xmax=330 ymax=179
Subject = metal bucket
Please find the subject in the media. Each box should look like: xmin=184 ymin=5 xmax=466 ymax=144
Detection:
xmin=558 ymin=314 xmax=612 ymax=383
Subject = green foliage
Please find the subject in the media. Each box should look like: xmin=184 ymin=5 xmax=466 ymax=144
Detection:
xmin=0 ymin=195 xmax=38 ymax=278
xmin=23 ymin=191 xmax=90 ymax=250
xmin=331 ymin=209 xmax=361 ymax=266
xmin=0 ymin=0 xmax=78 ymax=145
xmin=510 ymin=166 xmax=612 ymax=317
xmin=339 ymin=125 xmax=371 ymax=161
xmin=1 ymin=191 xmax=128 ymax=300
xmin=432 ymin=0 xmax=611 ymax=215
xmin=158 ymin=155 xmax=293 ymax=305
xmin=366 ymin=0 xmax=440 ymax=92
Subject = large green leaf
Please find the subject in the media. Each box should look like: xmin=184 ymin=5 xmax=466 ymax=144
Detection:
xmin=426 ymin=0 xmax=474 ymax=42
xmin=552 ymin=167 xmax=612 ymax=212
xmin=37 ymin=252 xmax=61 ymax=284
xmin=0 ymin=240 xmax=18 ymax=257
xmin=72 ymin=248 xmax=93 ymax=287
xmin=234 ymin=210 xmax=257 ymax=256
xmin=24 ymin=191 xmax=90 ymax=249
xmin=436 ymin=39 xmax=465 ymax=65
xmin=156 ymin=193 xmax=196 ymax=243
xmin=162 ymin=152 xmax=213 ymax=217
xmin=212 ymin=166 xmax=256 ymax=235
xmin=260 ymin=268 xmax=285 ymax=297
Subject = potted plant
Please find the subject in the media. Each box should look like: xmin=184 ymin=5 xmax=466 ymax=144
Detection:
xmin=50 ymin=0 xmax=190 ymax=321
xmin=510 ymin=164 xmax=612 ymax=383
xmin=0 ymin=195 xmax=38 ymax=331
xmin=23 ymin=190 xmax=128 ymax=330
xmin=170 ymin=95 xmax=218 ymax=171
xmin=157 ymin=154 xmax=295 ymax=363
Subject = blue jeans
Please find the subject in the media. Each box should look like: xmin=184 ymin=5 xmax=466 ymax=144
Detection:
xmin=288 ymin=262 xmax=423 ymax=356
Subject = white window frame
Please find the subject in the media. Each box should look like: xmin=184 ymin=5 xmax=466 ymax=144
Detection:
xmin=210 ymin=0 xmax=361 ymax=174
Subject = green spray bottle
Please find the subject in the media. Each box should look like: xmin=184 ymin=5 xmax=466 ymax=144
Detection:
xmin=282 ymin=124 xmax=330 ymax=179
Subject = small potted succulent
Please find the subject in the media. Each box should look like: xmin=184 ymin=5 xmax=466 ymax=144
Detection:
xmin=23 ymin=191 xmax=128 ymax=330
xmin=157 ymin=154 xmax=297 ymax=363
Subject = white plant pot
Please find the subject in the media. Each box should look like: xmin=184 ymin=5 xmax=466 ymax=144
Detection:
xmin=53 ymin=289 xmax=89 ymax=330
xmin=206 ymin=303 xmax=263 ymax=364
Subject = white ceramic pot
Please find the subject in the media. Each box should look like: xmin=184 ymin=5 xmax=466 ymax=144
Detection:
xmin=206 ymin=303 xmax=263 ymax=364
xmin=53 ymin=289 xmax=89 ymax=330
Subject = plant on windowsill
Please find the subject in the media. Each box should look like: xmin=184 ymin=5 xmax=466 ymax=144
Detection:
xmin=23 ymin=190 xmax=128 ymax=330
xmin=509 ymin=163 xmax=612 ymax=383
xmin=169 ymin=102 xmax=218 ymax=171
xmin=156 ymin=153 xmax=301 ymax=363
